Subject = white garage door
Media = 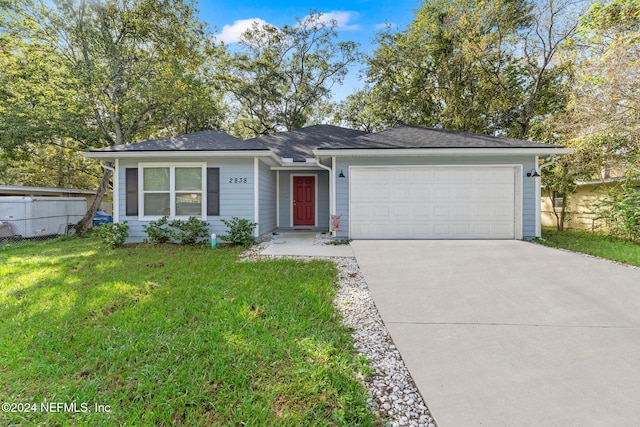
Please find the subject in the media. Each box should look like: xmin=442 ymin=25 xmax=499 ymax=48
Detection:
xmin=349 ymin=165 xmax=518 ymax=239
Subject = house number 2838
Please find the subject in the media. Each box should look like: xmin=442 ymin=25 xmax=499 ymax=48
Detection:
xmin=229 ymin=177 xmax=248 ymax=184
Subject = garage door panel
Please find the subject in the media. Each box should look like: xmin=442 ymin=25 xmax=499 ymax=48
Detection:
xmin=350 ymin=166 xmax=516 ymax=239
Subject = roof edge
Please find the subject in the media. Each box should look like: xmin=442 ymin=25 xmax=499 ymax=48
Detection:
xmin=313 ymin=147 xmax=573 ymax=157
xmin=84 ymin=150 xmax=275 ymax=159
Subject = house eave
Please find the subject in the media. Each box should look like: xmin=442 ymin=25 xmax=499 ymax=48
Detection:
xmin=83 ymin=149 xmax=279 ymax=162
xmin=271 ymin=165 xmax=324 ymax=171
xmin=312 ymin=147 xmax=573 ymax=157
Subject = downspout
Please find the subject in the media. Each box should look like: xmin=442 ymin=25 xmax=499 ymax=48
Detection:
xmin=539 ymin=155 xmax=558 ymax=172
xmin=315 ymin=156 xmax=335 ymax=236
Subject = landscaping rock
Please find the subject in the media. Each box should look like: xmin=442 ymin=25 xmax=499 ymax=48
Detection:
xmin=332 ymin=256 xmax=436 ymax=427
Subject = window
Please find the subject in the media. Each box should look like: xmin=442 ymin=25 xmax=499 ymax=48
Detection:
xmin=139 ymin=164 xmax=206 ymax=219
xmin=553 ymin=191 xmax=565 ymax=209
xmin=125 ymin=164 xmax=219 ymax=219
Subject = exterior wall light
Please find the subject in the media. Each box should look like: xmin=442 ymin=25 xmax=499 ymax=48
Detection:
xmin=526 ymin=168 xmax=541 ymax=177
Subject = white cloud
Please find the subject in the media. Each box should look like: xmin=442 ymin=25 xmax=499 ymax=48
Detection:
xmin=215 ymin=11 xmax=360 ymax=44
xmin=302 ymin=11 xmax=361 ymax=31
xmin=214 ymin=18 xmax=273 ymax=44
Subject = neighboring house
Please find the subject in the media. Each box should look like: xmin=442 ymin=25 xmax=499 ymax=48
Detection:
xmin=542 ymin=178 xmax=640 ymax=231
xmin=83 ymin=125 xmax=570 ymax=242
xmin=0 ymin=185 xmax=112 ymax=214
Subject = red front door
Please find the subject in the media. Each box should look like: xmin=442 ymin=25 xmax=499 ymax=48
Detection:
xmin=293 ymin=176 xmax=315 ymax=226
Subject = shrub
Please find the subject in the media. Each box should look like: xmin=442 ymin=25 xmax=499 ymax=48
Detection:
xmin=144 ymin=216 xmax=210 ymax=245
xmin=597 ymin=183 xmax=640 ymax=243
xmin=170 ymin=217 xmax=209 ymax=245
xmin=143 ymin=216 xmax=175 ymax=244
xmin=96 ymin=221 xmax=129 ymax=249
xmin=220 ymin=217 xmax=257 ymax=246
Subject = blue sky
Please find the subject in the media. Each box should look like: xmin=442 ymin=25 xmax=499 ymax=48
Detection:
xmin=197 ymin=0 xmax=421 ymax=101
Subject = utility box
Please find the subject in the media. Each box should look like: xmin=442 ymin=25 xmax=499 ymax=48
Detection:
xmin=0 ymin=196 xmax=87 ymax=238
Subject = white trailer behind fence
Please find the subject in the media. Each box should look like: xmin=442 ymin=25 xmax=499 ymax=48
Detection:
xmin=0 ymin=196 xmax=87 ymax=238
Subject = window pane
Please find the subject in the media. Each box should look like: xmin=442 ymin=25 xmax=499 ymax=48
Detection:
xmin=176 ymin=168 xmax=202 ymax=191
xmin=144 ymin=193 xmax=170 ymax=216
xmin=176 ymin=193 xmax=202 ymax=216
xmin=144 ymin=168 xmax=170 ymax=191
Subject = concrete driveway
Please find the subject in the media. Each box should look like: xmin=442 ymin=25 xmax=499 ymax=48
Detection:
xmin=351 ymin=240 xmax=640 ymax=427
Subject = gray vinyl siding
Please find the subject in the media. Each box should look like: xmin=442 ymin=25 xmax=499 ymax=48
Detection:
xmin=277 ymin=170 xmax=330 ymax=229
xmin=117 ymin=157 xmax=256 ymax=242
xmin=258 ymin=160 xmax=277 ymax=235
xmin=334 ymin=155 xmax=538 ymax=240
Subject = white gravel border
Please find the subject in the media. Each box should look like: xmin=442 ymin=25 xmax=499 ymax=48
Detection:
xmin=240 ymin=242 xmax=437 ymax=427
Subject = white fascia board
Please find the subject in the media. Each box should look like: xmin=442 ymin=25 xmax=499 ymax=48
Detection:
xmin=271 ymin=165 xmax=324 ymax=171
xmin=84 ymin=150 xmax=278 ymax=160
xmin=312 ymin=147 xmax=573 ymax=157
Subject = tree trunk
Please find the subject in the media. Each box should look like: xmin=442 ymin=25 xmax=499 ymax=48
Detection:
xmin=557 ymin=208 xmax=565 ymax=231
xmin=76 ymin=165 xmax=112 ymax=236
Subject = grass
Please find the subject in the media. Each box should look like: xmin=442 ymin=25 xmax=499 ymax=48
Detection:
xmin=0 ymin=237 xmax=379 ymax=426
xmin=539 ymin=228 xmax=640 ymax=267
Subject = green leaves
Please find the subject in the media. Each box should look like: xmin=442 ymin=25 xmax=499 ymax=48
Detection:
xmin=357 ymin=0 xmax=578 ymax=139
xmin=1 ymin=0 xmax=225 ymax=185
xmin=597 ymin=182 xmax=640 ymax=243
xmin=97 ymin=221 xmax=130 ymax=249
xmin=143 ymin=216 xmax=210 ymax=245
xmin=219 ymin=217 xmax=257 ymax=247
xmin=558 ymin=0 xmax=640 ymax=182
xmin=218 ymin=12 xmax=362 ymax=136
xmin=365 ymin=0 xmax=531 ymax=134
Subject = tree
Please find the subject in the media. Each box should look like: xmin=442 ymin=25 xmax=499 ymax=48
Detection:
xmin=1 ymin=0 xmax=224 ymax=235
xmin=0 ymin=143 xmax=103 ymax=189
xmin=359 ymin=0 xmax=581 ymax=139
xmin=541 ymin=159 xmax=577 ymax=231
xmin=218 ymin=12 xmax=361 ymax=137
xmin=514 ymin=0 xmax=586 ymax=138
xmin=332 ymin=86 xmax=385 ymax=132
xmin=365 ymin=0 xmax=533 ymax=135
xmin=560 ymin=0 xmax=640 ymax=176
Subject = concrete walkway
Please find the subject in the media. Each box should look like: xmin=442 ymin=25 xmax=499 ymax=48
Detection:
xmin=351 ymin=240 xmax=640 ymax=427
xmin=260 ymin=232 xmax=354 ymax=257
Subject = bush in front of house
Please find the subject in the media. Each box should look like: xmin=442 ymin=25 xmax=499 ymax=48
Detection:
xmin=220 ymin=217 xmax=257 ymax=247
xmin=143 ymin=216 xmax=175 ymax=244
xmin=97 ymin=221 xmax=129 ymax=249
xmin=171 ymin=216 xmax=209 ymax=245
xmin=143 ymin=216 xmax=209 ymax=245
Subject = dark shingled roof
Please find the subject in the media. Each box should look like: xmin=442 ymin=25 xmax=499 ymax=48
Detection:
xmin=316 ymin=125 xmax=560 ymax=150
xmin=245 ymin=125 xmax=367 ymax=160
xmin=89 ymin=125 xmax=563 ymax=158
xmin=92 ymin=130 xmax=268 ymax=152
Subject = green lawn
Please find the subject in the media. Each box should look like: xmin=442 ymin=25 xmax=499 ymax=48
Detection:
xmin=539 ymin=228 xmax=640 ymax=267
xmin=0 ymin=237 xmax=379 ymax=426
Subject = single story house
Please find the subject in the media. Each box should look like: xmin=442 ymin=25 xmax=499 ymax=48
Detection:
xmin=542 ymin=178 xmax=640 ymax=231
xmin=84 ymin=125 xmax=570 ymax=242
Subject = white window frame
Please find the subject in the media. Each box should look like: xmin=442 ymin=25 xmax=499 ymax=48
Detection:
xmin=138 ymin=162 xmax=207 ymax=220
